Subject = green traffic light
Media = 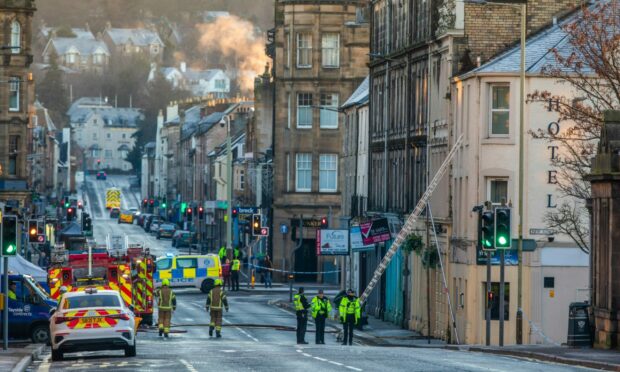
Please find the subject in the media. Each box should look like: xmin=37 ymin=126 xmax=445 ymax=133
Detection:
xmin=498 ymin=236 xmax=508 ymax=246
xmin=483 ymin=239 xmax=493 ymax=248
xmin=65 ymin=202 xmax=70 ymax=208
xmin=162 ymin=203 xmax=167 ymax=208
xmin=6 ymin=244 xmax=16 ymax=254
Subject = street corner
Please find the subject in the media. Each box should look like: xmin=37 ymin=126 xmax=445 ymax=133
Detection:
xmin=0 ymin=344 xmax=46 ymax=372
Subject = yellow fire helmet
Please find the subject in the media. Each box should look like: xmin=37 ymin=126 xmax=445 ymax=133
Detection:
xmin=215 ymin=279 xmax=223 ymax=286
xmin=162 ymin=279 xmax=170 ymax=286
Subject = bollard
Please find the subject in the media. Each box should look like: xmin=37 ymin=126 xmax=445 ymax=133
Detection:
xmin=251 ymin=270 xmax=255 ymax=289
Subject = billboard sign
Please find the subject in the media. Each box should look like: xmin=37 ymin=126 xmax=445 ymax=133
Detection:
xmin=316 ymin=229 xmax=349 ymax=256
xmin=360 ymin=218 xmax=391 ymax=245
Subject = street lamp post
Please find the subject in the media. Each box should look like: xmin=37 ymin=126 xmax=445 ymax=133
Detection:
xmin=222 ymin=115 xmax=233 ymax=258
xmin=464 ymin=0 xmax=527 ymax=345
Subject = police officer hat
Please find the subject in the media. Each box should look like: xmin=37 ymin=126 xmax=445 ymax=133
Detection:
xmin=298 ymin=287 xmax=304 ymax=293
xmin=318 ymin=289 xmax=324 ymax=294
xmin=347 ymin=288 xmax=354 ymax=294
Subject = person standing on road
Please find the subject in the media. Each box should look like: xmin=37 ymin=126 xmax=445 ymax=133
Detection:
xmin=206 ymin=279 xmax=229 ymax=338
xmin=262 ymin=255 xmax=273 ymax=288
xmin=311 ymin=289 xmax=332 ymax=344
xmin=294 ymin=287 xmax=310 ymax=344
xmin=231 ymin=257 xmax=241 ymax=291
xmin=222 ymin=258 xmax=232 ymax=291
xmin=155 ymin=279 xmax=177 ymax=338
xmin=339 ymin=289 xmax=360 ymax=346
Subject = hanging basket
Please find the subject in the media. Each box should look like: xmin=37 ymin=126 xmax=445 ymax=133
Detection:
xmin=402 ymin=233 xmax=424 ymax=256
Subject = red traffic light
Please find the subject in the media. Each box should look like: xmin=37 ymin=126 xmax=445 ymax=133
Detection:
xmin=149 ymin=199 xmax=154 ymax=205
xmin=67 ymin=207 xmax=73 ymax=213
xmin=198 ymin=207 xmax=204 ymax=213
xmin=320 ymin=217 xmax=328 ymax=228
xmin=187 ymin=207 xmax=193 ymax=214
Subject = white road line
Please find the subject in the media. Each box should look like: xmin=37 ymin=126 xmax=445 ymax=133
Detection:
xmin=223 ymin=317 xmax=259 ymax=342
xmin=302 ymin=353 xmax=311 ymax=357
xmin=180 ymin=359 xmax=199 ymax=372
xmin=328 ymin=361 xmax=344 ymax=366
xmin=296 ymin=349 xmax=302 ymax=353
xmin=346 ymin=366 xmax=363 ymax=371
xmin=313 ymin=357 xmax=327 ymax=361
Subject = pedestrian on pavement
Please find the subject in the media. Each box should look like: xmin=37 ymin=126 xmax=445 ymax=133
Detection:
xmin=311 ymin=289 xmax=332 ymax=344
xmin=339 ymin=288 xmax=361 ymax=346
xmin=294 ymin=287 xmax=310 ymax=344
xmin=231 ymin=257 xmax=241 ymax=291
xmin=222 ymin=258 xmax=232 ymax=291
xmin=218 ymin=246 xmax=227 ymax=262
xmin=155 ymin=279 xmax=177 ymax=338
xmin=263 ymin=255 xmax=273 ymax=288
xmin=206 ymin=279 xmax=229 ymax=338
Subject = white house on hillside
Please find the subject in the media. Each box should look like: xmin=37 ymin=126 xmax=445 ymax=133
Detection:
xmin=148 ymin=62 xmax=230 ymax=98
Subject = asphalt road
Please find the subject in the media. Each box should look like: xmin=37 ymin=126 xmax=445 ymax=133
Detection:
xmin=28 ymin=175 xmax=597 ymax=371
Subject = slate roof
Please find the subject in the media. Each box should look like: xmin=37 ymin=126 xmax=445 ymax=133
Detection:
xmin=67 ymin=97 xmax=142 ymax=129
xmin=47 ymin=37 xmax=110 ymax=57
xmin=461 ymin=5 xmax=596 ymax=78
xmin=341 ymin=76 xmax=369 ymax=109
xmin=105 ymin=28 xmax=164 ymax=47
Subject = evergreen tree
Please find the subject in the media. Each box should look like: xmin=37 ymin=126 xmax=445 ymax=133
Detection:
xmin=37 ymin=51 xmax=69 ymax=126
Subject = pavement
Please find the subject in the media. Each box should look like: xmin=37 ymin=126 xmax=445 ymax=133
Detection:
xmin=0 ymin=344 xmax=45 ymax=372
xmin=448 ymin=344 xmax=620 ymax=371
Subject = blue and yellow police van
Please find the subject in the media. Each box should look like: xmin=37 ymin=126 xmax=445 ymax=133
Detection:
xmin=154 ymin=254 xmax=222 ymax=293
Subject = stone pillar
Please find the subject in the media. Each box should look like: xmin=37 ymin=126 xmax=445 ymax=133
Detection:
xmin=586 ymin=110 xmax=620 ymax=349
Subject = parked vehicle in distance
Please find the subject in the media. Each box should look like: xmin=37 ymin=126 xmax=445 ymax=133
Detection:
xmin=129 ymin=208 xmax=140 ymax=220
xmin=157 ymin=224 xmax=176 ymax=239
xmin=118 ymin=210 xmax=134 ymax=224
xmin=144 ymin=215 xmax=160 ymax=232
xmin=149 ymin=221 xmax=161 ymax=233
xmin=137 ymin=213 xmax=152 ymax=227
xmin=110 ymin=207 xmax=121 ymax=219
xmin=49 ymin=289 xmax=137 ymax=361
xmin=171 ymin=230 xmax=196 ymax=248
xmin=96 ymin=171 xmax=107 ymax=180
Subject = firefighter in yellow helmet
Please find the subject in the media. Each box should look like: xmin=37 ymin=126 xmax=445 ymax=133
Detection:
xmin=206 ymin=279 xmax=229 ymax=338
xmin=155 ymin=279 xmax=176 ymax=338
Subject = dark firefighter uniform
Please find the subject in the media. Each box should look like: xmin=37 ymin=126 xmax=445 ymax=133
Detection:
xmin=206 ymin=279 xmax=229 ymax=338
xmin=293 ymin=287 xmax=310 ymax=344
xmin=311 ymin=290 xmax=332 ymax=344
xmin=156 ymin=279 xmax=177 ymax=337
xmin=339 ymin=289 xmax=361 ymax=346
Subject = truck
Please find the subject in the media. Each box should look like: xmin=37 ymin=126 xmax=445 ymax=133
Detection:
xmin=48 ymin=240 xmax=156 ymax=325
xmin=0 ymin=274 xmax=56 ymax=344
xmin=105 ymin=187 xmax=121 ymax=210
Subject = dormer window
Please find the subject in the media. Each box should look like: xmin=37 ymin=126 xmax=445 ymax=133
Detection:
xmin=10 ymin=21 xmax=20 ymax=54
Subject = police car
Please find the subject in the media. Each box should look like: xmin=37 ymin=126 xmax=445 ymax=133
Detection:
xmin=49 ymin=288 xmax=137 ymax=361
xmin=154 ymin=254 xmax=222 ymax=293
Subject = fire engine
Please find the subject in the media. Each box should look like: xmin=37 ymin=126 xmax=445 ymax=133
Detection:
xmin=48 ymin=240 xmax=156 ymax=325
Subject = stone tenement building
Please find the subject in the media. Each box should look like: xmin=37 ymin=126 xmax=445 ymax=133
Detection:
xmin=271 ymin=0 xmax=369 ymax=280
xmin=0 ymin=0 xmax=36 ymax=207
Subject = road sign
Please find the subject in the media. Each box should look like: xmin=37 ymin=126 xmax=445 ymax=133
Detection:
xmin=260 ymin=227 xmax=269 ymax=236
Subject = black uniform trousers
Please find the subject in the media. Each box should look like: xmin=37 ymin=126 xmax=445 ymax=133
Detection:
xmin=315 ymin=315 xmax=326 ymax=344
xmin=296 ymin=310 xmax=308 ymax=343
xmin=231 ymin=270 xmax=240 ymax=291
xmin=342 ymin=314 xmax=356 ymax=345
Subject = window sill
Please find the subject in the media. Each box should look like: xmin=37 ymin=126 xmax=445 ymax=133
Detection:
xmin=295 ymin=190 xmax=311 ymax=193
xmin=322 ymin=66 xmax=340 ymax=69
xmin=320 ymin=126 xmax=339 ymax=130
xmin=296 ymin=66 xmax=312 ymax=69
xmin=319 ymin=190 xmax=339 ymax=194
xmin=296 ymin=126 xmax=313 ymax=130
xmin=481 ymin=137 xmax=514 ymax=145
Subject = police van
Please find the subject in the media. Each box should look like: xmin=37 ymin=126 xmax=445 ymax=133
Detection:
xmin=154 ymin=254 xmax=222 ymax=293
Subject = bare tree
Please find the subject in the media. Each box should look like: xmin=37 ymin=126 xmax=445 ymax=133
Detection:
xmin=528 ymin=2 xmax=620 ymax=253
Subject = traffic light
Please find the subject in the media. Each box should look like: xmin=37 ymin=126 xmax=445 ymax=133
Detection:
xmin=64 ymin=199 xmax=70 ymax=208
xmin=67 ymin=207 xmax=75 ymax=220
xmin=84 ymin=216 xmax=92 ymax=231
xmin=259 ymin=227 xmax=270 ymax=236
xmin=162 ymin=197 xmax=167 ymax=209
xmin=149 ymin=199 xmax=154 ymax=206
xmin=232 ymin=208 xmax=238 ymax=219
xmin=494 ymin=207 xmax=511 ymax=249
xmin=481 ymin=211 xmax=495 ymax=250
xmin=252 ymin=214 xmax=261 ymax=236
xmin=143 ymin=199 xmax=148 ymax=208
xmin=486 ymin=290 xmax=494 ymax=309
xmin=186 ymin=207 xmax=193 ymax=221
xmin=198 ymin=206 xmax=204 ymax=220
xmin=2 ymin=215 xmax=18 ymax=256
xmin=320 ymin=217 xmax=328 ymax=229
xmin=28 ymin=219 xmax=38 ymax=243
xmin=78 ymin=201 xmax=83 ymax=209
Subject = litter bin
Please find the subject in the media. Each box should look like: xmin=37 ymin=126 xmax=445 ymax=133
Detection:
xmin=567 ymin=302 xmax=591 ymax=347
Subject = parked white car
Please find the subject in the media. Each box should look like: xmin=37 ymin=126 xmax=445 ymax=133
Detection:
xmin=50 ymin=288 xmax=137 ymax=361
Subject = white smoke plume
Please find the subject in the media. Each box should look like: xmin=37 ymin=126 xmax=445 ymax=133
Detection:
xmin=197 ymin=15 xmax=269 ymax=95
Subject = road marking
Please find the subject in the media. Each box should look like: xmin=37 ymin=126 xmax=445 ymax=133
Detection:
xmin=296 ymin=348 xmax=363 ymax=371
xmin=314 ymin=356 xmax=327 ymax=361
xmin=224 ymin=318 xmax=259 ymax=342
xmin=346 ymin=367 xmax=363 ymax=371
xmin=328 ymin=361 xmax=344 ymax=366
xmin=302 ymin=353 xmax=311 ymax=357
xmin=180 ymin=359 xmax=199 ymax=372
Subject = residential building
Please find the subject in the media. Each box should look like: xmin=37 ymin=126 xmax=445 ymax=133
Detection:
xmin=367 ymin=0 xmax=584 ymax=339
xmin=102 ymin=24 xmax=164 ymax=62
xmin=0 ymin=0 xmax=36 ymax=209
xmin=41 ymin=28 xmax=110 ymax=73
xmin=450 ymin=13 xmax=589 ymax=345
xmin=29 ymin=101 xmax=59 ymax=197
xmin=141 ymin=142 xmax=156 ymax=199
xmin=67 ymin=97 xmax=141 ymax=171
xmin=148 ymin=62 xmax=230 ymax=98
xmin=341 ymin=76 xmax=369 ymax=292
xmin=271 ymin=0 xmax=369 ymax=281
